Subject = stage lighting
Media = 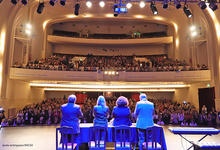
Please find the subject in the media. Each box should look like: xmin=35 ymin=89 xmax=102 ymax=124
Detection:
xmin=99 ymin=1 xmax=105 ymax=8
xmin=60 ymin=0 xmax=66 ymax=6
xmin=139 ymin=1 xmax=145 ymax=8
xmin=86 ymin=1 xmax=92 ymax=8
xmin=21 ymin=0 xmax=28 ymax=5
xmin=37 ymin=2 xmax=44 ymax=14
xmin=74 ymin=3 xmax=80 ymax=16
xmin=163 ymin=0 xmax=168 ymax=9
xmin=150 ymin=2 xmax=158 ymax=15
xmin=126 ymin=3 xmax=132 ymax=9
xmin=209 ymin=0 xmax=218 ymax=11
xmin=198 ymin=1 xmax=207 ymax=10
xmin=183 ymin=6 xmax=192 ymax=18
xmin=11 ymin=0 xmax=17 ymax=5
xmin=113 ymin=5 xmax=118 ymax=17
xmin=49 ymin=0 xmax=57 ymax=6
xmin=175 ymin=0 xmax=181 ymax=9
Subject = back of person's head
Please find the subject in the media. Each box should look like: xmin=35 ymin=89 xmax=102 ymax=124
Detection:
xmin=116 ymin=96 xmax=129 ymax=107
xmin=68 ymin=94 xmax=76 ymax=103
xmin=97 ymin=95 xmax=106 ymax=107
xmin=140 ymin=93 xmax=147 ymax=101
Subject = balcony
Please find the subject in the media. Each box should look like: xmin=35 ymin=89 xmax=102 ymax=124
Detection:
xmin=9 ymin=68 xmax=211 ymax=82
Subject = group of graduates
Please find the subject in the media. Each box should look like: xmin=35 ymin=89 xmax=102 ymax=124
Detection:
xmin=61 ymin=93 xmax=154 ymax=150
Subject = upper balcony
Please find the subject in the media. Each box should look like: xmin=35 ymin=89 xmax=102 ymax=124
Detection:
xmin=9 ymin=68 xmax=211 ymax=82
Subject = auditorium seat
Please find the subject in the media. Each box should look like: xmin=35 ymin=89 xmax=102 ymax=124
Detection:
xmin=89 ymin=125 xmax=107 ymax=150
xmin=140 ymin=126 xmax=164 ymax=150
xmin=114 ymin=125 xmax=131 ymax=150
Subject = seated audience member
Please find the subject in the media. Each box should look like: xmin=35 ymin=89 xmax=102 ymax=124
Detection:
xmin=61 ymin=95 xmax=83 ymax=149
xmin=112 ymin=96 xmax=131 ymax=126
xmin=134 ymin=93 xmax=154 ymax=150
xmin=93 ymin=96 xmax=109 ymax=127
xmin=1 ymin=119 xmax=9 ymax=127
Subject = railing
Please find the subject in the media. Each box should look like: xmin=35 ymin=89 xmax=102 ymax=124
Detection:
xmin=9 ymin=68 xmax=211 ymax=82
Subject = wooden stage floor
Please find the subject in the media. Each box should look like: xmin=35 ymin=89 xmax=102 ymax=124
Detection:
xmin=0 ymin=125 xmax=220 ymax=150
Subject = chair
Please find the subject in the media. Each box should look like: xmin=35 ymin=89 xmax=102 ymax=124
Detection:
xmin=89 ymin=125 xmax=107 ymax=150
xmin=114 ymin=125 xmax=132 ymax=150
xmin=139 ymin=126 xmax=163 ymax=150
xmin=58 ymin=126 xmax=78 ymax=150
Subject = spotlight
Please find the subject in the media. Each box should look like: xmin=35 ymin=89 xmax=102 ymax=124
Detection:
xmin=21 ymin=0 xmax=28 ymax=5
xmin=126 ymin=3 xmax=132 ymax=9
xmin=198 ymin=1 xmax=207 ymax=9
xmin=139 ymin=1 xmax=145 ymax=8
xmin=49 ymin=0 xmax=57 ymax=6
xmin=163 ymin=0 xmax=168 ymax=9
xmin=183 ymin=6 xmax=192 ymax=18
xmin=11 ymin=0 xmax=17 ymax=5
xmin=60 ymin=0 xmax=66 ymax=6
xmin=99 ymin=1 xmax=105 ymax=8
xmin=86 ymin=1 xmax=92 ymax=8
xmin=150 ymin=2 xmax=158 ymax=15
xmin=113 ymin=5 xmax=118 ymax=17
xmin=209 ymin=0 xmax=218 ymax=11
xmin=175 ymin=0 xmax=181 ymax=9
xmin=74 ymin=3 xmax=80 ymax=16
xmin=37 ymin=2 xmax=44 ymax=14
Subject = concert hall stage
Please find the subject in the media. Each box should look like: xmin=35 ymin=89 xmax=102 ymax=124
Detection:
xmin=0 ymin=125 xmax=220 ymax=150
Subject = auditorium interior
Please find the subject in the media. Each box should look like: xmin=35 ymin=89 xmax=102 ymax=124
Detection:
xmin=0 ymin=0 xmax=220 ymax=150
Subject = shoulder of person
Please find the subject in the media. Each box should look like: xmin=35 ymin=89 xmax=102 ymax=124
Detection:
xmin=61 ymin=103 xmax=67 ymax=108
xmin=74 ymin=104 xmax=80 ymax=108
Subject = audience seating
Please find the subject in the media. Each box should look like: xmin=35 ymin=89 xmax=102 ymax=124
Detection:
xmin=140 ymin=126 xmax=164 ymax=150
xmin=58 ymin=126 xmax=78 ymax=150
xmin=114 ymin=125 xmax=132 ymax=150
xmin=89 ymin=125 xmax=107 ymax=150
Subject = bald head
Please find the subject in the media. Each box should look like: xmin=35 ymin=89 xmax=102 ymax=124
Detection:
xmin=68 ymin=94 xmax=76 ymax=103
xmin=140 ymin=93 xmax=147 ymax=101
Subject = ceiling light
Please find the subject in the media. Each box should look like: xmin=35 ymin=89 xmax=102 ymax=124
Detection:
xmin=86 ymin=1 xmax=92 ymax=8
xmin=190 ymin=25 xmax=196 ymax=31
xmin=44 ymin=88 xmax=176 ymax=92
xmin=99 ymin=1 xmax=105 ymax=8
xmin=126 ymin=3 xmax=132 ymax=9
xmin=139 ymin=1 xmax=145 ymax=8
xmin=191 ymin=31 xmax=197 ymax=37
xmin=26 ymin=23 xmax=32 ymax=29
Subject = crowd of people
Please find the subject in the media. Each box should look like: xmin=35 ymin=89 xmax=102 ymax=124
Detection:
xmin=1 ymin=95 xmax=219 ymax=128
xmin=13 ymin=54 xmax=208 ymax=72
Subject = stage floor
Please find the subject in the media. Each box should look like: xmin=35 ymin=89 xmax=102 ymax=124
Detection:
xmin=0 ymin=125 xmax=220 ymax=150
